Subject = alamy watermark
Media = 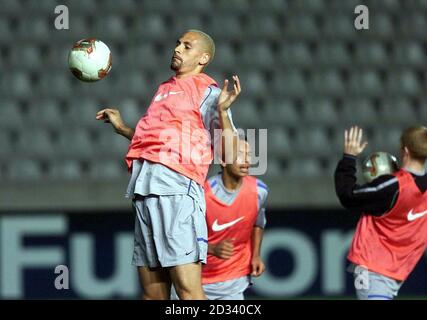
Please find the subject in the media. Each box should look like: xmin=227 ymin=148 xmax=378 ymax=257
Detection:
xmin=54 ymin=265 xmax=69 ymax=290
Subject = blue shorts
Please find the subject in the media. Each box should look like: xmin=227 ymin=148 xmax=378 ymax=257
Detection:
xmin=132 ymin=194 xmax=208 ymax=268
xmin=351 ymin=265 xmax=403 ymax=300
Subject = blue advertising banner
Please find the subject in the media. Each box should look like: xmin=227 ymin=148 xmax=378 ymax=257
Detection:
xmin=0 ymin=210 xmax=426 ymax=299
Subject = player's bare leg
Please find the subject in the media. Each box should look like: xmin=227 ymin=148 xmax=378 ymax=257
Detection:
xmin=137 ymin=266 xmax=171 ymax=300
xmin=169 ymin=262 xmax=207 ymax=300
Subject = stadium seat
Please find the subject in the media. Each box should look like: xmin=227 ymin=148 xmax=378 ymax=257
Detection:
xmin=27 ymin=99 xmax=64 ymax=129
xmin=173 ymin=15 xmax=205 ymax=35
xmin=88 ymin=160 xmax=124 ymax=180
xmin=97 ymin=130 xmax=130 ymax=158
xmin=241 ymin=42 xmax=274 ymax=69
xmin=323 ymin=15 xmax=356 ymax=39
xmin=5 ymin=72 xmax=32 ymax=97
xmin=387 ymin=70 xmax=419 ymax=96
xmin=341 ymin=98 xmax=378 ymax=126
xmin=285 ymin=14 xmax=319 ymax=39
xmin=94 ymin=16 xmax=127 ymax=40
xmin=233 ymin=98 xmax=261 ymax=129
xmin=239 ymin=71 xmax=267 ymax=98
xmin=67 ymin=98 xmax=101 ymax=128
xmin=371 ymin=13 xmax=394 ymax=39
xmin=355 ymin=42 xmax=389 ymax=67
xmin=177 ymin=0 xmax=213 ymax=14
xmin=379 ymin=97 xmax=417 ymax=125
xmin=393 ymin=41 xmax=424 ymax=67
xmin=348 ymin=70 xmax=383 ymax=96
xmin=291 ymin=0 xmax=324 ymax=12
xmin=264 ymin=98 xmax=299 ymax=126
xmin=288 ymin=158 xmax=323 ymax=178
xmin=0 ymin=131 xmax=13 ymax=160
xmin=141 ymin=0 xmax=175 ymax=13
xmin=67 ymin=15 xmax=93 ymax=38
xmin=278 ymin=42 xmax=313 ymax=67
xmin=6 ymin=159 xmax=43 ymax=181
xmin=214 ymin=43 xmax=237 ymax=69
xmin=245 ymin=14 xmax=281 ymax=39
xmin=302 ymin=98 xmax=338 ymax=125
xmin=0 ymin=99 xmax=23 ymax=129
xmin=310 ymin=70 xmax=345 ymax=96
xmin=57 ymin=129 xmax=95 ymax=160
xmin=10 ymin=45 xmax=41 ymax=70
xmin=209 ymin=14 xmax=243 ymax=41
xmin=265 ymin=158 xmax=283 ymax=179
xmin=16 ymin=129 xmax=55 ymax=159
xmin=18 ymin=17 xmax=50 ymax=41
xmin=252 ymin=0 xmax=287 ymax=12
xmin=48 ymin=160 xmax=83 ymax=180
xmin=216 ymin=0 xmax=251 ymax=13
xmin=273 ymin=69 xmax=307 ymax=96
xmin=294 ymin=126 xmax=332 ymax=157
xmin=134 ymin=14 xmax=168 ymax=41
xmin=267 ymin=127 xmax=292 ymax=158
xmin=316 ymin=42 xmax=351 ymax=67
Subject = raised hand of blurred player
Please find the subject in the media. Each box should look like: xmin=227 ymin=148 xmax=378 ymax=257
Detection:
xmin=218 ymin=75 xmax=241 ymax=112
xmin=344 ymin=126 xmax=368 ymax=156
xmin=251 ymin=256 xmax=265 ymax=277
xmin=210 ymin=239 xmax=234 ymax=259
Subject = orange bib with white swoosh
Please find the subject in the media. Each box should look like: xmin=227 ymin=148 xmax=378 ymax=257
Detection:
xmin=125 ymin=73 xmax=217 ymax=186
xmin=202 ymin=176 xmax=258 ymax=284
xmin=348 ymin=169 xmax=427 ymax=280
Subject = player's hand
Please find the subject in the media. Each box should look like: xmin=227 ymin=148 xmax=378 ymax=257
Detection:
xmin=344 ymin=126 xmax=368 ymax=156
xmin=251 ymin=256 xmax=265 ymax=277
xmin=211 ymin=239 xmax=234 ymax=259
xmin=96 ymin=108 xmax=126 ymax=133
xmin=218 ymin=75 xmax=241 ymax=112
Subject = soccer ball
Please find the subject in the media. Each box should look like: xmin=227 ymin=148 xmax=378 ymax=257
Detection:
xmin=362 ymin=151 xmax=399 ymax=183
xmin=68 ymin=38 xmax=112 ymax=82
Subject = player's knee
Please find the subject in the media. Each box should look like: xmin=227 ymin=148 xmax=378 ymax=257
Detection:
xmin=142 ymin=292 xmax=169 ymax=300
xmin=175 ymin=286 xmax=206 ymax=300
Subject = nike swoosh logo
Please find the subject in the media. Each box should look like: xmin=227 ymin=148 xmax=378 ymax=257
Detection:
xmin=154 ymin=93 xmax=166 ymax=102
xmin=212 ymin=217 xmax=244 ymax=232
xmin=407 ymin=209 xmax=427 ymax=221
xmin=154 ymin=91 xmax=183 ymax=102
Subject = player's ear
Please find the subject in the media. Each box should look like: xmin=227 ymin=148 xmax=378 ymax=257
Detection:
xmin=404 ymin=146 xmax=410 ymax=156
xmin=199 ymin=53 xmax=210 ymax=66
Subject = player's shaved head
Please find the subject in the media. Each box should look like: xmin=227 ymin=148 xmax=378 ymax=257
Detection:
xmin=185 ymin=29 xmax=215 ymax=64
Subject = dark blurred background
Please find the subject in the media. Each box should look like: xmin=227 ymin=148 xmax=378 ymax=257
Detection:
xmin=0 ymin=0 xmax=426 ymax=299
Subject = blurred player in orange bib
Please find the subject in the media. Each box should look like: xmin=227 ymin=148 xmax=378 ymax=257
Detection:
xmin=335 ymin=126 xmax=427 ymax=300
xmin=171 ymin=139 xmax=268 ymax=300
xmin=202 ymin=139 xmax=268 ymax=299
xmin=96 ymin=30 xmax=241 ymax=300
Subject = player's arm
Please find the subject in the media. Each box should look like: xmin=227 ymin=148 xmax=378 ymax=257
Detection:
xmin=334 ymin=126 xmax=398 ymax=215
xmin=217 ymin=76 xmax=241 ymax=164
xmin=251 ymin=181 xmax=268 ymax=277
xmin=251 ymin=226 xmax=265 ymax=277
xmin=96 ymin=108 xmax=135 ymax=140
xmin=208 ymin=239 xmax=234 ymax=260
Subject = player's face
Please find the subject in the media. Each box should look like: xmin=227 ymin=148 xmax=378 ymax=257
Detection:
xmin=227 ymin=142 xmax=252 ymax=178
xmin=171 ymin=32 xmax=207 ymax=74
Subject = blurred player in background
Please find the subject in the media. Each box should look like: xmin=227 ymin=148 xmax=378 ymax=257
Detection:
xmin=202 ymin=139 xmax=267 ymax=299
xmin=96 ymin=30 xmax=241 ymax=300
xmin=335 ymin=126 xmax=427 ymax=300
xmin=171 ymin=139 xmax=268 ymax=299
